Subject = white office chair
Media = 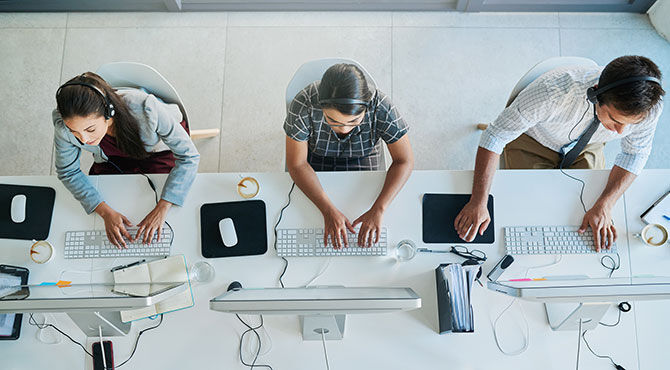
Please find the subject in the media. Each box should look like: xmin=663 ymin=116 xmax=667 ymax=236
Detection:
xmin=476 ymin=56 xmax=598 ymax=130
xmin=285 ymin=58 xmax=391 ymax=170
xmin=96 ymin=62 xmax=220 ymax=140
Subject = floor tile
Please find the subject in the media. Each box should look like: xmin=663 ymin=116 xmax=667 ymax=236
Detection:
xmin=0 ymin=12 xmax=67 ymax=28
xmin=67 ymin=12 xmax=227 ymax=28
xmin=393 ymin=11 xmax=559 ymax=28
xmin=220 ymin=26 xmax=392 ymax=172
xmin=559 ymin=12 xmax=654 ymax=30
xmin=60 ymin=26 xmax=227 ymax=172
xmin=229 ymin=11 xmax=391 ymax=27
xmin=393 ymin=27 xmax=560 ymax=170
xmin=560 ymin=28 xmax=670 ymax=169
xmin=0 ymin=28 xmax=65 ymax=175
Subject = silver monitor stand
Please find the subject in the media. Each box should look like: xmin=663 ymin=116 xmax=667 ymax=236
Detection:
xmin=67 ymin=311 xmax=132 ymax=337
xmin=545 ymin=302 xmax=611 ymax=331
xmin=301 ymin=314 xmax=346 ymax=341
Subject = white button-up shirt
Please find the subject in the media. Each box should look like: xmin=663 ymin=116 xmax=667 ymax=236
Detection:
xmin=479 ymin=66 xmax=663 ymax=174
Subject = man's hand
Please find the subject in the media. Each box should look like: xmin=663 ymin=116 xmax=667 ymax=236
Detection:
xmin=322 ymin=206 xmax=355 ymax=249
xmin=579 ymin=203 xmax=617 ymax=252
xmin=352 ymin=206 xmax=384 ymax=247
xmin=454 ymin=199 xmax=491 ymax=242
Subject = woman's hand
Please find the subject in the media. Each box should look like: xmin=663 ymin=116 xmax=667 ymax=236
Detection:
xmin=135 ymin=200 xmax=173 ymax=244
xmin=322 ymin=206 xmax=355 ymax=249
xmin=95 ymin=202 xmax=133 ymax=249
xmin=352 ymin=206 xmax=384 ymax=247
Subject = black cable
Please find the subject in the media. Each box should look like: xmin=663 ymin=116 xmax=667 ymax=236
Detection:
xmin=582 ymin=330 xmax=625 ymax=370
xmin=601 ymin=253 xmax=621 ymax=278
xmin=559 ymin=157 xmax=588 ymax=214
xmin=599 ymin=308 xmax=622 ymax=327
xmin=273 ymin=182 xmax=296 ymax=288
xmin=235 ymin=314 xmax=273 ymax=370
xmin=114 ymin=314 xmax=164 ymax=368
xmin=28 ymin=313 xmax=94 ymax=358
xmin=568 ymin=103 xmax=592 ymax=142
xmin=28 ymin=313 xmax=165 ymax=369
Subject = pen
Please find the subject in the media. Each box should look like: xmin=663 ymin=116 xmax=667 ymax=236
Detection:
xmin=640 ymin=189 xmax=670 ymax=219
xmin=110 ymin=259 xmax=146 ymax=272
xmin=663 ymin=215 xmax=670 ymax=221
xmin=417 ymin=248 xmax=450 ymax=254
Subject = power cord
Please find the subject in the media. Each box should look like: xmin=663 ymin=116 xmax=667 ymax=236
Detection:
xmin=273 ymin=182 xmax=296 ymax=288
xmin=320 ymin=329 xmax=331 ymax=370
xmin=578 ymin=302 xmax=630 ymax=370
xmin=28 ymin=313 xmax=164 ymax=369
xmin=235 ymin=314 xmax=273 ymax=370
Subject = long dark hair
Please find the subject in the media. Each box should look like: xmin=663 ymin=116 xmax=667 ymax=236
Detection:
xmin=56 ymin=72 xmax=150 ymax=159
xmin=318 ymin=64 xmax=374 ymax=116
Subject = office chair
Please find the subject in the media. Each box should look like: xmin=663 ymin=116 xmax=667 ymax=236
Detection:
xmin=284 ymin=58 xmax=391 ymax=170
xmin=96 ymin=62 xmax=220 ymax=140
xmin=476 ymin=56 xmax=598 ymax=130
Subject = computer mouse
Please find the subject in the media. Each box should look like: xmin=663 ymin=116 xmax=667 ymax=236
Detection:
xmin=219 ymin=217 xmax=238 ymax=247
xmin=10 ymin=194 xmax=26 ymax=223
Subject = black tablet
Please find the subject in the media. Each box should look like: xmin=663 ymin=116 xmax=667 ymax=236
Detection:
xmin=0 ymin=265 xmax=29 ymax=340
xmin=422 ymin=193 xmax=495 ymax=244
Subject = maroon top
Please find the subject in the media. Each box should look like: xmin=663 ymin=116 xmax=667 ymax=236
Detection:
xmin=89 ymin=119 xmax=189 ymax=175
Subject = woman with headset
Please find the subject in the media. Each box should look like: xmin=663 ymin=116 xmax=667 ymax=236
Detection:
xmin=53 ymin=72 xmax=200 ymax=248
xmin=284 ymin=63 xmax=414 ymax=249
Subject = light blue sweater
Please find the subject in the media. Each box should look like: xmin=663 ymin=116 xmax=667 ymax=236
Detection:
xmin=52 ymin=88 xmax=200 ymax=214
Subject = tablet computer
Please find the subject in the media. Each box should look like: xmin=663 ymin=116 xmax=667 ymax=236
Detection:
xmin=0 ymin=265 xmax=29 ymax=340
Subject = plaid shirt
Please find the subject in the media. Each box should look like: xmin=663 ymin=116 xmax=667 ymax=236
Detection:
xmin=284 ymin=82 xmax=409 ymax=171
xmin=480 ymin=66 xmax=663 ymax=175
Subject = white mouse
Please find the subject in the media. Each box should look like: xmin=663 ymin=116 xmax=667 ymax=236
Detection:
xmin=219 ymin=217 xmax=238 ymax=247
xmin=10 ymin=194 xmax=26 ymax=223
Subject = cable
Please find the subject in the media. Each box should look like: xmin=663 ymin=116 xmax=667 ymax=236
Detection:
xmin=273 ymin=182 xmax=296 ymax=288
xmin=114 ymin=314 xmax=164 ymax=368
xmin=29 ymin=313 xmax=164 ymax=369
xmin=304 ymin=257 xmax=332 ymax=287
xmin=601 ymin=252 xmax=621 ymax=278
xmin=492 ymin=298 xmax=529 ymax=356
xmin=320 ymin=329 xmax=331 ymax=370
xmin=29 ymin=313 xmax=93 ymax=357
xmin=582 ymin=330 xmax=625 ymax=369
xmin=235 ymin=314 xmax=273 ymax=370
xmin=576 ymin=319 xmax=583 ymax=370
xmin=568 ymin=104 xmax=592 ymax=142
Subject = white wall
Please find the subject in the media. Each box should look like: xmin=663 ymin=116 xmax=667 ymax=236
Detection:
xmin=649 ymin=0 xmax=670 ymax=41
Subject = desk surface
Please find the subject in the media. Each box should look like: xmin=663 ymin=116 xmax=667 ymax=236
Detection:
xmin=1 ymin=170 xmax=667 ymax=370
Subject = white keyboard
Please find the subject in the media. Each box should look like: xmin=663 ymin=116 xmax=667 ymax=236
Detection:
xmin=504 ymin=226 xmax=617 ymax=255
xmin=64 ymin=227 xmax=173 ymax=259
xmin=276 ymin=228 xmax=388 ymax=257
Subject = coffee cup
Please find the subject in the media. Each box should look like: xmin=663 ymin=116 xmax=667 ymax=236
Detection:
xmin=633 ymin=224 xmax=669 ymax=247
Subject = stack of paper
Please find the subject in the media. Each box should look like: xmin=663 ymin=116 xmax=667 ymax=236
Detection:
xmin=442 ymin=264 xmax=479 ymax=332
xmin=113 ymin=255 xmax=193 ymax=322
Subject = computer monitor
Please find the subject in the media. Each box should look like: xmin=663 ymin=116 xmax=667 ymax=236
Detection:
xmin=210 ymin=286 xmax=421 ymax=340
xmin=0 ymin=282 xmax=187 ymax=336
xmin=488 ymin=277 xmax=670 ymax=331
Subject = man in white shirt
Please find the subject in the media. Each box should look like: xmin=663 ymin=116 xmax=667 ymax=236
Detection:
xmin=455 ymin=55 xmax=665 ymax=251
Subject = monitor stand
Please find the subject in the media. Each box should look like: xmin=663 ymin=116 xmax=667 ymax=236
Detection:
xmin=545 ymin=302 xmax=611 ymax=331
xmin=301 ymin=314 xmax=346 ymax=341
xmin=67 ymin=311 xmax=131 ymax=337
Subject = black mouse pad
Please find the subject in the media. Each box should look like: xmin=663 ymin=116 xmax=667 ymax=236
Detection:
xmin=200 ymin=200 xmax=267 ymax=258
xmin=422 ymin=193 xmax=494 ymax=244
xmin=0 ymin=184 xmax=55 ymax=240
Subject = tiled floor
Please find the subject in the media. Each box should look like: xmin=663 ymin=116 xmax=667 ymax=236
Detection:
xmin=1 ymin=11 xmax=668 ymax=175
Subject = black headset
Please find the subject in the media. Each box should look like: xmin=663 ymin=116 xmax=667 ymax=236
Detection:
xmin=319 ymin=97 xmax=372 ymax=108
xmin=56 ymin=76 xmax=116 ymax=120
xmin=586 ymin=75 xmax=662 ymax=104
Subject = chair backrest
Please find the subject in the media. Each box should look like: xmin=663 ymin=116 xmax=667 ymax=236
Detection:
xmin=285 ymin=58 xmax=378 ymax=111
xmin=96 ymin=62 xmax=189 ymax=123
xmin=506 ymin=57 xmax=598 ymax=107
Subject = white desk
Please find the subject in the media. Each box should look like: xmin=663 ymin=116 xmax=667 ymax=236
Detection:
xmin=0 ymin=170 xmax=667 ymax=369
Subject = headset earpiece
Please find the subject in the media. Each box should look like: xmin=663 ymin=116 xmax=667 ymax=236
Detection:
xmin=587 ymin=75 xmax=661 ymax=105
xmin=56 ymin=78 xmax=115 ymax=120
xmin=586 ymin=86 xmax=598 ymax=104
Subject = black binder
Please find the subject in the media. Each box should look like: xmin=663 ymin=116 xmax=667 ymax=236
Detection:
xmin=200 ymin=200 xmax=267 ymax=258
xmin=435 ymin=264 xmax=475 ymax=334
xmin=0 ymin=184 xmax=55 ymax=240
xmin=422 ymin=193 xmax=494 ymax=244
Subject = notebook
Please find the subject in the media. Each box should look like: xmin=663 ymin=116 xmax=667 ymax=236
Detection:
xmin=113 ymin=255 xmax=193 ymax=322
xmin=641 ymin=189 xmax=670 ymax=226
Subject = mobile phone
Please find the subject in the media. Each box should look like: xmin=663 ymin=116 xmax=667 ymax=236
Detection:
xmin=92 ymin=340 xmax=114 ymax=370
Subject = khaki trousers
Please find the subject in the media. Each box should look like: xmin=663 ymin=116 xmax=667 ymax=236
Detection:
xmin=502 ymin=134 xmax=606 ymax=170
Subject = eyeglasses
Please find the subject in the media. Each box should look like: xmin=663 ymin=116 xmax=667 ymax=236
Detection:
xmin=450 ymin=245 xmax=487 ymax=262
xmin=323 ymin=111 xmax=366 ymax=128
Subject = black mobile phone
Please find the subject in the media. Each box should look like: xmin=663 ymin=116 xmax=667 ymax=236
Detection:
xmin=92 ymin=340 xmax=114 ymax=370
